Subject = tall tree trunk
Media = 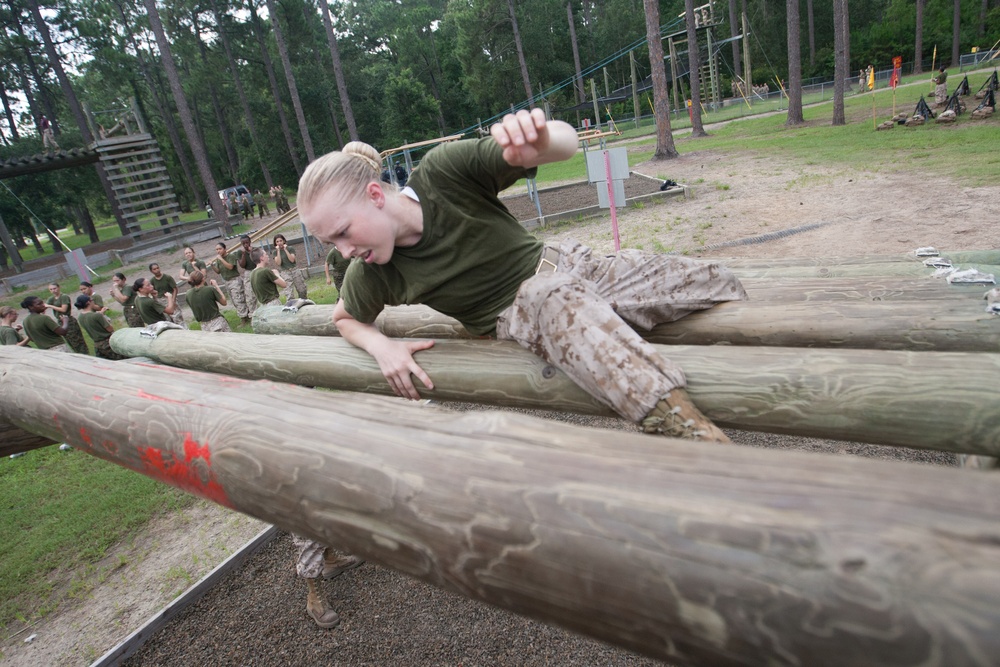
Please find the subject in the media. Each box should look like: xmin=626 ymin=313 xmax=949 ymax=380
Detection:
xmin=74 ymin=204 xmax=99 ymax=244
xmin=12 ymin=12 xmax=59 ymax=132
xmin=684 ymin=0 xmax=707 ymax=137
xmin=28 ymin=226 xmax=44 ymax=253
xmin=192 ymin=10 xmax=239 ymax=183
xmin=250 ymin=3 xmax=303 ymax=176
xmin=141 ymin=0 xmax=228 ymax=228
xmin=786 ymin=0 xmax=804 ymax=125
xmin=843 ymin=0 xmax=851 ymax=77
xmin=979 ymin=0 xmax=989 ymax=38
xmin=211 ymin=0 xmax=273 ymax=188
xmin=24 ymin=0 xmax=129 ymax=235
xmin=729 ymin=0 xmax=742 ymax=77
xmin=952 ymin=0 xmax=961 ymax=66
xmin=265 ymin=0 xmax=315 ymax=162
xmin=644 ymin=0 xmax=678 ymax=158
xmin=832 ymin=0 xmax=846 ymax=125
xmin=914 ymin=0 xmax=925 ymax=74
xmin=16 ymin=67 xmax=40 ymax=133
xmin=0 ymin=84 xmax=19 ymax=141
xmin=301 ymin=2 xmax=343 ymax=151
xmin=567 ymin=3 xmax=585 ymax=104
xmin=806 ymin=0 xmax=815 ymax=69
xmin=506 ymin=0 xmax=534 ymax=105
xmin=320 ymin=1 xmax=358 ymax=142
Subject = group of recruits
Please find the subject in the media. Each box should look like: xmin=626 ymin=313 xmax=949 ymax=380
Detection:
xmin=0 ymin=232 xmax=332 ymax=358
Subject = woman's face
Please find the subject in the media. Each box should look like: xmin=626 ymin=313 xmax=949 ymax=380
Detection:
xmin=301 ymin=184 xmax=396 ymax=266
xmin=48 ymin=284 xmax=61 ymax=297
xmin=184 ymin=247 xmax=196 ymax=261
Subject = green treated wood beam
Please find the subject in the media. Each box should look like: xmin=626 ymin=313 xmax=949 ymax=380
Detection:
xmin=109 ymin=329 xmax=1000 ymax=457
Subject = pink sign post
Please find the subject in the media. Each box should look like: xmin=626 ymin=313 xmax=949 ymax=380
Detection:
xmin=604 ymin=150 xmax=620 ymax=252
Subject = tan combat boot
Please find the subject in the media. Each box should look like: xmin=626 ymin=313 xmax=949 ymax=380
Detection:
xmin=306 ymin=579 xmax=340 ymax=629
xmin=641 ymin=388 xmax=731 ymax=443
xmin=322 ymin=550 xmax=364 ymax=580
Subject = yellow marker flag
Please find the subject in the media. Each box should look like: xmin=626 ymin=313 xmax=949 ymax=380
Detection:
xmin=868 ymin=67 xmax=875 ymax=91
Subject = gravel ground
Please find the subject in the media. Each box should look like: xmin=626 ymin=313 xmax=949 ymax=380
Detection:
xmin=121 ymin=403 xmax=955 ymax=667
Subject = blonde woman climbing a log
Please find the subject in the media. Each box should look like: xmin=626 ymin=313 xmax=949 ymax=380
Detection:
xmin=297 ymin=109 xmax=747 ymax=442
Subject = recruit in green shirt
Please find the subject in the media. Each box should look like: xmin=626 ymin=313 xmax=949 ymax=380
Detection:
xmin=0 ymin=325 xmax=23 ymax=345
xmin=212 ymin=252 xmax=242 ymax=281
xmin=250 ymin=267 xmax=280 ymax=305
xmin=135 ymin=295 xmax=168 ymax=325
xmin=185 ymin=285 xmax=224 ymax=322
xmin=150 ymin=274 xmax=178 ymax=297
xmin=46 ymin=294 xmax=72 ymax=320
xmin=78 ymin=311 xmax=113 ymax=343
xmin=23 ymin=313 xmax=65 ymax=349
xmin=341 ymin=138 xmax=542 ymax=337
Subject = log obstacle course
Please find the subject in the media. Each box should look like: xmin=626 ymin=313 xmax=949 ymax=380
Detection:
xmin=1 ymin=347 xmax=999 ymax=665
xmin=3 ymin=248 xmax=999 ymax=664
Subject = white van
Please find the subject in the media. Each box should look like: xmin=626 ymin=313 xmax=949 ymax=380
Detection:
xmin=219 ymin=185 xmax=254 ymax=214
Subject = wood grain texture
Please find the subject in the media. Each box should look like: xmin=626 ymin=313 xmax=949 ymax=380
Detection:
xmin=2 ymin=346 xmax=999 ymax=666
xmin=252 ymin=296 xmax=1000 ymax=352
xmin=0 ymin=419 xmax=58 ymax=457
xmin=109 ymin=329 xmax=1000 ymax=456
xmin=710 ymin=250 xmax=1000 ymax=269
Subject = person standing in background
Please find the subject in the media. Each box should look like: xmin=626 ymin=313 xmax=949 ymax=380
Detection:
xmin=44 ymin=283 xmax=89 ymax=354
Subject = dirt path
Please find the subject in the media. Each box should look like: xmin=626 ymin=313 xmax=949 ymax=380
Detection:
xmin=2 ymin=142 xmax=997 ymax=666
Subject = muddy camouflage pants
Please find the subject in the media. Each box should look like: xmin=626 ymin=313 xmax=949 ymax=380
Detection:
xmin=225 ymin=277 xmax=250 ymax=320
xmin=241 ymin=271 xmax=258 ymax=317
xmin=496 ymin=240 xmax=747 ymax=423
xmin=63 ymin=316 xmax=90 ymax=355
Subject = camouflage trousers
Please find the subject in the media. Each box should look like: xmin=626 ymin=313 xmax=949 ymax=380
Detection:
xmin=199 ymin=315 xmax=231 ymax=333
xmin=496 ymin=240 xmax=747 ymax=423
xmin=224 ymin=277 xmax=251 ymax=319
xmin=279 ymin=269 xmax=308 ymax=301
xmin=154 ymin=296 xmax=186 ymax=327
xmin=241 ymin=271 xmax=258 ymax=317
xmin=935 ymin=83 xmax=948 ymax=105
xmin=290 ymin=535 xmax=357 ymax=579
xmin=123 ymin=303 xmax=144 ymax=328
xmin=63 ymin=316 xmax=90 ymax=355
xmin=94 ymin=338 xmax=126 ymax=360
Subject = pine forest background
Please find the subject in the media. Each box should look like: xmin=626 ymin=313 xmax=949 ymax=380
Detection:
xmin=1 ymin=0 xmax=999 ymax=253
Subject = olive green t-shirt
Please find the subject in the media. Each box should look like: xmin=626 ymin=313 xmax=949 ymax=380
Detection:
xmin=23 ymin=313 xmax=65 ymax=349
xmin=250 ymin=267 xmax=280 ymax=305
xmin=233 ymin=247 xmax=253 ymax=273
xmin=325 ymin=247 xmax=351 ymax=292
xmin=186 ymin=285 xmax=224 ymax=322
xmin=150 ymin=273 xmax=178 ymax=297
xmin=274 ymin=247 xmax=296 ymax=269
xmin=135 ymin=295 xmax=167 ymax=325
xmin=341 ymin=138 xmax=542 ymax=336
xmin=211 ymin=252 xmax=242 ymax=281
xmin=46 ymin=294 xmax=72 ymax=320
xmin=118 ymin=284 xmax=136 ymax=308
xmin=89 ymin=293 xmax=104 ymax=309
xmin=0 ymin=325 xmax=23 ymax=345
xmin=78 ymin=311 xmax=113 ymax=343
xmin=182 ymin=259 xmax=208 ymax=276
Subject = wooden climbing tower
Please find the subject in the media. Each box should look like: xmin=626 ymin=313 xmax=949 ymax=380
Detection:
xmin=86 ymin=101 xmax=182 ymax=231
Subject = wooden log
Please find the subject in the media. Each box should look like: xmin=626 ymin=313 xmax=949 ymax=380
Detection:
xmin=729 ymin=261 xmax=1000 ymax=280
xmin=741 ymin=277 xmax=986 ymax=302
xmin=2 ymin=346 xmax=998 ymax=666
xmin=252 ymin=297 xmax=1000 ymax=352
xmin=708 ymin=249 xmax=1000 ymax=269
xmin=109 ymin=329 xmax=1000 ymax=457
xmin=0 ymin=419 xmax=58 ymax=457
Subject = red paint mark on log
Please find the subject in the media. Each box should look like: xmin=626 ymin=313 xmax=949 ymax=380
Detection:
xmin=136 ymin=389 xmax=191 ymax=405
xmin=79 ymin=428 xmax=93 ymax=447
xmin=138 ymin=438 xmax=231 ymax=508
xmin=101 ymin=439 xmax=118 ymax=456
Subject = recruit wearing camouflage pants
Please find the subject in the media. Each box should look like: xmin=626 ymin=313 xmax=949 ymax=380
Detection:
xmin=279 ymin=269 xmax=308 ymax=301
xmin=240 ymin=271 xmax=258 ymax=316
xmin=224 ymin=277 xmax=250 ymax=320
xmin=199 ymin=315 xmax=231 ymax=332
xmin=154 ymin=296 xmax=186 ymax=327
xmin=93 ymin=338 xmax=126 ymax=360
xmin=291 ymin=535 xmax=326 ymax=579
xmin=63 ymin=316 xmax=90 ymax=355
xmin=123 ymin=303 xmax=144 ymax=328
xmin=496 ymin=240 xmax=747 ymax=423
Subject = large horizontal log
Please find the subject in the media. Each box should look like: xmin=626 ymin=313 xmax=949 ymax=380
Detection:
xmin=2 ymin=346 xmax=998 ymax=666
xmin=711 ymin=249 xmax=1000 ymax=269
xmin=741 ymin=277 xmax=987 ymax=302
xmin=0 ymin=420 xmax=58 ymax=457
xmin=729 ymin=261 xmax=1000 ymax=280
xmin=252 ymin=296 xmax=1000 ymax=351
xmin=109 ymin=329 xmax=1000 ymax=456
